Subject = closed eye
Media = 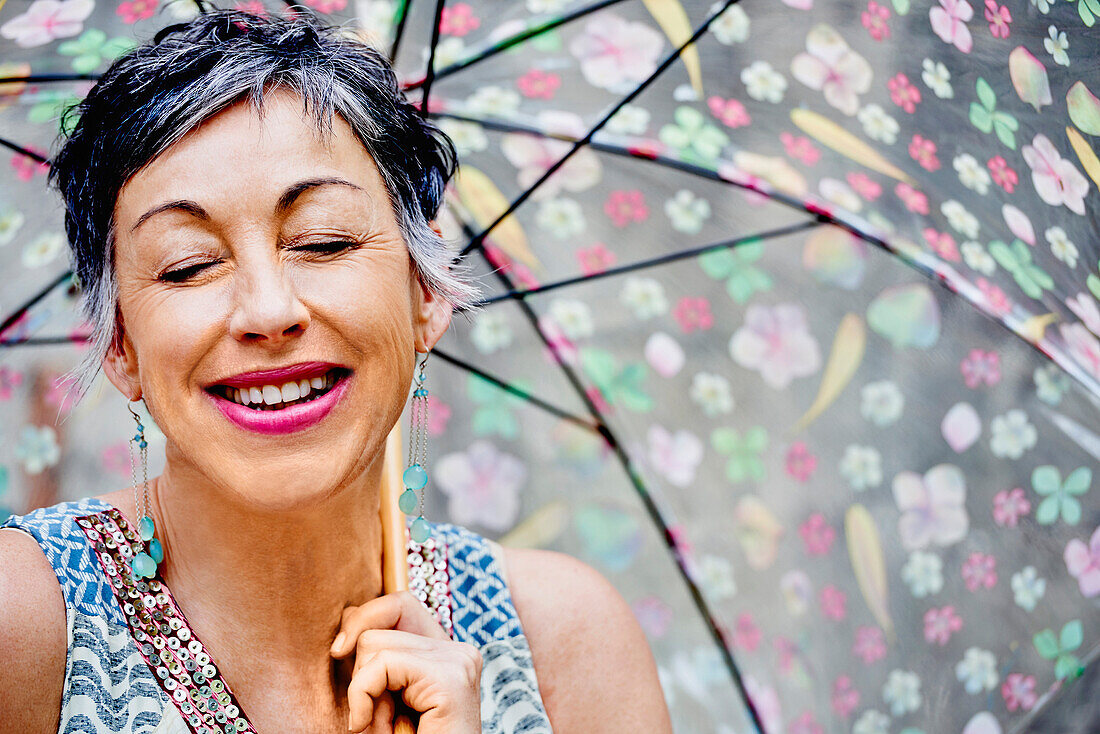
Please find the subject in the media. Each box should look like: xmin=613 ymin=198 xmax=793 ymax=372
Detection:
xmin=290 ymin=241 xmax=360 ymax=255
xmin=159 ymin=261 xmax=217 ymax=283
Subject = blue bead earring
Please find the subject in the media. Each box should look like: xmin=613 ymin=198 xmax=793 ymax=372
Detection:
xmin=402 ymin=352 xmax=432 ymax=544
xmin=127 ymin=401 xmax=162 ymax=580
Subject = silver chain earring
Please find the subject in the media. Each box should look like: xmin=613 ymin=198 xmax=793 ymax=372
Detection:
xmin=401 ymin=352 xmax=431 ymax=543
xmin=127 ymin=401 xmax=162 ymax=580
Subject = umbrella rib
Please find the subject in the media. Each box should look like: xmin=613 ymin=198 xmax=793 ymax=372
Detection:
xmin=0 ymin=135 xmax=49 ymax=163
xmin=457 ymin=0 xmax=740 ymax=259
xmin=418 ymin=0 xmax=447 ymax=111
xmin=390 ymin=0 xmax=415 ymax=63
xmin=402 ymin=0 xmax=631 ymax=91
xmin=0 ymin=334 xmax=86 ymax=347
xmin=0 ymin=269 xmax=74 ymax=339
xmin=465 ymin=219 xmax=824 ymax=309
xmin=431 ymin=348 xmax=597 ymax=431
xmin=454 ymin=216 xmax=766 ymax=732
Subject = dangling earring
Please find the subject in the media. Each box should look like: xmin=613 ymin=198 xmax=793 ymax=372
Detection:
xmin=127 ymin=400 xmax=163 ymax=580
xmin=401 ymin=351 xmax=431 ymax=544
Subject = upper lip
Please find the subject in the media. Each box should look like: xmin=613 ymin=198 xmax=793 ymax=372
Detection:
xmin=204 ymin=361 xmax=348 ymax=389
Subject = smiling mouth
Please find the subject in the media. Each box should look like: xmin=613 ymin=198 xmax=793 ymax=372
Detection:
xmin=206 ymin=367 xmax=351 ymax=411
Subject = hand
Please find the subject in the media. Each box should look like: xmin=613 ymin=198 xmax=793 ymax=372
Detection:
xmin=331 ymin=591 xmax=483 ymax=734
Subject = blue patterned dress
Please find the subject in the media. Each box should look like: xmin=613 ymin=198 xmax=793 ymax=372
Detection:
xmin=2 ymin=497 xmax=553 ymax=734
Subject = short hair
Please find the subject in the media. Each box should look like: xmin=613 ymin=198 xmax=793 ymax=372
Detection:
xmin=50 ymin=8 xmax=480 ymax=404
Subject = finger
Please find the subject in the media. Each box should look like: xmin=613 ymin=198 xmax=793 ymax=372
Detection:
xmin=347 ymin=652 xmax=381 ymax=733
xmin=349 ymin=647 xmax=482 ymax=724
xmin=332 ymin=592 xmax=448 ymax=657
xmin=350 ymin=629 xmax=439 ymax=675
xmin=366 ymin=690 xmax=396 ymax=734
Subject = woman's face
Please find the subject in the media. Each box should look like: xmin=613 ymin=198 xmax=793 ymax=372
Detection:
xmin=106 ymin=89 xmax=452 ymax=509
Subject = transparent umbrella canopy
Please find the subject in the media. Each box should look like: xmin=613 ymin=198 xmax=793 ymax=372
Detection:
xmin=1 ymin=1 xmax=1099 ymax=732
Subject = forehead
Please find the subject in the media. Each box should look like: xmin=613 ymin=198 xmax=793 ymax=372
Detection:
xmin=115 ymin=88 xmax=386 ymax=224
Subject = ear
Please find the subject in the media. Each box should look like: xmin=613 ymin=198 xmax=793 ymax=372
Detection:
xmin=102 ymin=316 xmax=143 ymax=401
xmin=410 ymin=221 xmax=453 ymax=354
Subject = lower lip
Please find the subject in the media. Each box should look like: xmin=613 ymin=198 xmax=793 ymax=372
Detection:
xmin=206 ymin=374 xmax=351 ymax=435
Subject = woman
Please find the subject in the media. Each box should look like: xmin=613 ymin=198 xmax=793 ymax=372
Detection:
xmin=0 ymin=10 xmax=672 ymax=734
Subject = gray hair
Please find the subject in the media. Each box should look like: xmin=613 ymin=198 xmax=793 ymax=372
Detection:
xmin=50 ymin=9 xmax=480 ymax=406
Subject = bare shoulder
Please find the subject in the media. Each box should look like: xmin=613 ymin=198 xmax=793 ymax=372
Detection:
xmin=500 ymin=546 xmax=673 ymax=733
xmin=0 ymin=527 xmax=67 ymax=734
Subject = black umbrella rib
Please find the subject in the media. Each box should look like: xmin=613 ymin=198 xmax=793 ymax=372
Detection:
xmin=417 ymin=0 xmax=447 ymax=111
xmin=432 ymin=348 xmax=596 ymax=431
xmin=403 ymin=0 xmax=631 ymax=91
xmin=454 ymin=216 xmax=766 ymax=732
xmin=457 ymin=0 xmax=741 ymax=259
xmin=390 ymin=0 xmax=414 ymax=63
xmin=0 ymin=135 xmax=49 ymax=163
xmin=0 ymin=73 xmax=99 ymax=84
xmin=0 ymin=269 xmax=73 ymax=338
xmin=0 ymin=334 xmax=86 ymax=347
xmin=466 ymin=219 xmax=824 ymax=309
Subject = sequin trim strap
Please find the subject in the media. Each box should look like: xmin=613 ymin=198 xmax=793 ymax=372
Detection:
xmin=407 ymin=527 xmax=454 ymax=638
xmin=76 ymin=509 xmax=257 ymax=734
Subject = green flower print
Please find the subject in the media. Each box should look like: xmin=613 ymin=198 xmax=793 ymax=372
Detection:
xmin=988 ymin=239 xmax=1054 ymax=299
xmin=1087 ymin=259 xmax=1100 ymax=301
xmin=1032 ymin=465 xmax=1091 ymax=525
xmin=27 ymin=91 xmax=82 ymax=135
xmin=711 ymin=426 xmax=768 ymax=482
xmin=1066 ymin=0 xmax=1100 ymax=26
xmin=658 ymin=106 xmax=730 ymax=166
xmin=467 ymin=374 xmax=530 ymax=439
xmin=1034 ymin=619 xmax=1085 ymax=680
xmin=698 ymin=242 xmax=773 ymax=303
xmin=580 ymin=348 xmax=653 ymax=412
xmin=57 ymin=30 xmax=134 ymax=74
xmin=969 ymin=78 xmax=1019 ymax=149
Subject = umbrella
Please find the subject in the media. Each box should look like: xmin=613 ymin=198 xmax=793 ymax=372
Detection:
xmin=2 ymin=0 xmax=1100 ymax=731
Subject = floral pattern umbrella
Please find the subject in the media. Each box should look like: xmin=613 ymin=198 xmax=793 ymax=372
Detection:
xmin=2 ymin=0 xmax=1100 ymax=732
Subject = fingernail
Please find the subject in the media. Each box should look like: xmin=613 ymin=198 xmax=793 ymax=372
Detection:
xmin=332 ymin=632 xmax=346 ymax=652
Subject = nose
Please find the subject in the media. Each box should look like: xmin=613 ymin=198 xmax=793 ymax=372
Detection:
xmin=228 ymin=252 xmax=311 ymax=346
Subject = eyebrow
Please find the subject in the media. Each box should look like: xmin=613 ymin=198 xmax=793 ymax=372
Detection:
xmin=129 ymin=177 xmax=365 ymax=233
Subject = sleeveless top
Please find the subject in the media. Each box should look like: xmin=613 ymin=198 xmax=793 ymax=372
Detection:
xmin=2 ymin=498 xmax=554 ymax=734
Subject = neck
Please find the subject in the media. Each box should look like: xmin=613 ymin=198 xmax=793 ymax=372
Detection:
xmin=138 ymin=456 xmax=385 ymax=682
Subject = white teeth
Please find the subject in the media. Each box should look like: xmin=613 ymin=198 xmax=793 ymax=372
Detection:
xmin=249 ymin=386 xmax=263 ymax=404
xmin=239 ymin=387 xmax=251 ymax=406
xmin=281 ymin=381 xmax=301 ymax=402
xmin=310 ymin=376 xmax=324 ymax=390
xmin=262 ymin=385 xmax=282 ymax=405
xmin=298 ymin=379 xmax=311 ymax=396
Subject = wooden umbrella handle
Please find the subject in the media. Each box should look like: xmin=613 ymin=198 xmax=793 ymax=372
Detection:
xmin=381 ymin=423 xmax=418 ymax=734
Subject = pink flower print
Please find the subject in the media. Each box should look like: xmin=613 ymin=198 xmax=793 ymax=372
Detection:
xmin=993 ymin=487 xmax=1031 ymax=527
xmin=790 ymin=24 xmax=873 ymax=116
xmin=516 ymin=69 xmax=560 ymax=100
xmin=672 ymin=296 xmax=713 ymax=333
xmin=234 ymin=1 xmax=266 ymax=14
xmin=831 ymin=675 xmax=860 ymax=717
xmin=781 ymin=132 xmax=821 ymax=165
xmin=647 ymin=426 xmax=703 ymax=488
xmin=977 ymin=278 xmax=1012 ymax=316
xmin=569 ymin=15 xmax=664 ymax=91
xmin=960 ymin=349 xmax=1001 ymax=387
xmin=893 ymin=464 xmax=969 ymax=551
xmin=774 ymin=636 xmax=798 ymax=674
xmin=631 ymin=596 xmax=673 ymax=637
xmin=576 ymin=243 xmax=616 ymax=275
xmin=887 ymin=73 xmax=922 ymax=113
xmin=988 ymin=155 xmax=1018 ymax=192
xmin=961 ymin=552 xmax=997 ymax=590
xmin=1064 ymin=525 xmax=1100 ymax=598
xmin=923 ymin=605 xmax=962 ymax=644
xmin=422 ymin=394 xmax=451 ymax=436
xmin=895 ymin=182 xmax=929 ymax=214
xmin=116 ymin=0 xmax=158 ymax=24
xmin=439 ymin=3 xmax=479 ymax=36
xmin=500 ymin=134 xmax=601 ymax=201
xmin=536 ymin=314 xmax=578 ymax=366
xmin=785 ymin=441 xmax=818 ymax=482
xmin=853 ymin=626 xmax=886 ymax=664
xmin=434 ymin=440 xmax=525 ymax=532
xmin=1002 ymin=673 xmax=1037 ymax=711
xmin=707 ymin=96 xmax=751 ymax=128
xmin=799 ymin=513 xmax=835 ymax=555
xmin=1062 ymin=323 xmax=1100 ymax=381
xmin=790 ymin=711 xmax=823 ymax=734
xmin=729 ymin=303 xmax=822 ymax=389
xmin=820 ymin=585 xmax=846 ymax=620
xmin=847 ymin=172 xmax=882 ymax=200
xmin=604 ymin=190 xmax=648 ymax=227
xmin=930 ymin=0 xmax=974 ymax=52
xmin=0 ymin=365 xmax=23 ymax=400
xmin=101 ymin=442 xmax=131 ymax=476
xmin=909 ymin=134 xmax=940 ymax=171
xmin=984 ymin=0 xmax=1011 ymax=37
xmin=304 ymin=0 xmax=345 ymax=11
xmin=923 ymin=227 xmax=959 ymax=261
xmin=484 ymin=243 xmax=541 ymax=290
xmin=11 ymin=148 xmax=49 ymax=182
xmin=1022 ymin=134 xmax=1089 ymax=215
xmin=733 ymin=612 xmax=762 ymax=651
xmin=45 ymin=374 xmax=76 ymax=415
xmin=0 ymin=0 xmax=93 ymax=47
xmin=861 ymin=0 xmax=891 ymax=40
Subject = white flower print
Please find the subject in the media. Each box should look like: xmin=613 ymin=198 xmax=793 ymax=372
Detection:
xmin=956 ymin=648 xmax=998 ymax=694
xmin=690 ymin=372 xmax=734 ymax=416
xmin=1011 ymin=566 xmax=1046 ymax=611
xmin=902 ymin=550 xmax=944 ymax=598
xmin=989 ymin=409 xmax=1037 ymax=459
xmin=921 ymin=58 xmax=954 ymax=98
xmin=741 ymin=61 xmax=787 ymax=103
xmin=840 ymin=444 xmax=883 ymax=490
xmin=953 ymin=153 xmax=991 ymax=194
xmin=857 ymin=104 xmax=899 ymax=144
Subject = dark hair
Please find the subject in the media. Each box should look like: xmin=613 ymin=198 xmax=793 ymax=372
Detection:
xmin=50 ymin=8 xmax=479 ymax=401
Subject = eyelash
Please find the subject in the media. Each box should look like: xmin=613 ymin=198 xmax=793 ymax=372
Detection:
xmin=158 ymin=241 xmax=359 ymax=283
